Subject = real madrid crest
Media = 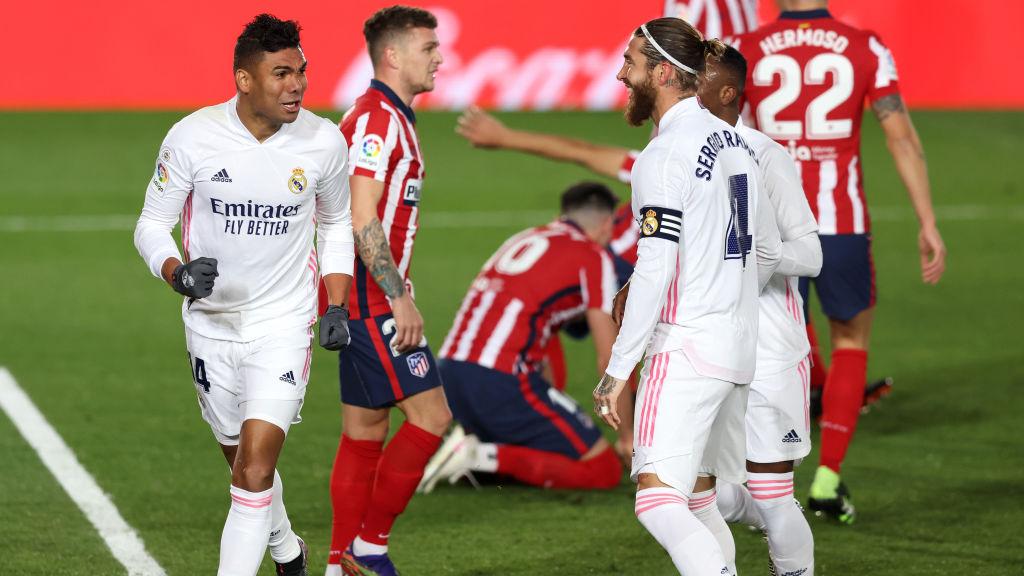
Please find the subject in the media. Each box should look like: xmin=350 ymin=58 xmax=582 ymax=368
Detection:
xmin=288 ymin=167 xmax=307 ymax=194
xmin=641 ymin=209 xmax=659 ymax=236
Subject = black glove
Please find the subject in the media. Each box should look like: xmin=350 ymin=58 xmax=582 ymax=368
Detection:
xmin=171 ymin=257 xmax=218 ymax=299
xmin=319 ymin=305 xmax=351 ymax=351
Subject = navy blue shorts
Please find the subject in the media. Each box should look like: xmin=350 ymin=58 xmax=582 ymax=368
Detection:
xmin=799 ymin=234 xmax=876 ymax=322
xmin=439 ymin=359 xmax=602 ymax=458
xmin=338 ymin=313 xmax=443 ymax=409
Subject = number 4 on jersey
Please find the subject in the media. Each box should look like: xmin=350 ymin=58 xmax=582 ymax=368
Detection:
xmin=724 ymin=173 xmax=752 ymax=266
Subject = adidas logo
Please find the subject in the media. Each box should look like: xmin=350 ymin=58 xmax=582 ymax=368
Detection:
xmin=211 ymin=169 xmax=232 ymax=183
xmin=780 ymin=570 xmax=808 ymax=576
xmin=782 ymin=429 xmax=802 ymax=443
xmin=279 ymin=371 xmax=296 ymax=385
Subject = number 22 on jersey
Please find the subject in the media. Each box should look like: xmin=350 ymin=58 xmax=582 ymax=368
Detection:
xmin=752 ymin=53 xmax=854 ymax=140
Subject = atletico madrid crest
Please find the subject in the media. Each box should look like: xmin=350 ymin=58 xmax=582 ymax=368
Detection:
xmin=406 ymin=352 xmax=430 ymax=378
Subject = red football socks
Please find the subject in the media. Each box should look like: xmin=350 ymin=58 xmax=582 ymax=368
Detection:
xmin=819 ymin=348 xmax=868 ymax=473
xmin=806 ymin=321 xmax=827 ymax=390
xmin=496 ymin=445 xmax=621 ymax=489
xmin=328 ymin=435 xmax=384 ymax=561
xmin=357 ymin=422 xmax=442 ymax=546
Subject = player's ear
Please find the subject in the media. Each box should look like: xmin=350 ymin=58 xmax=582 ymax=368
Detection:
xmin=235 ymin=68 xmax=251 ymax=94
xmin=384 ymin=45 xmax=401 ymax=70
xmin=721 ymin=85 xmax=738 ymax=107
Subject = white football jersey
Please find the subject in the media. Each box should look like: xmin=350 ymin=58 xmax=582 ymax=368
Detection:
xmin=607 ymin=97 xmax=781 ymax=384
xmin=738 ymin=121 xmax=821 ymax=377
xmin=134 ymin=97 xmax=354 ymax=342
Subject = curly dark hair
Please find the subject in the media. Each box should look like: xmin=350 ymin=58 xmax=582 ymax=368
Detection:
xmin=234 ymin=14 xmax=302 ymax=71
xmin=363 ymin=6 xmax=437 ymax=66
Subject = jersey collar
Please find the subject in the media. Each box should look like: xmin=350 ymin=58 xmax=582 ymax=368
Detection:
xmin=658 ymin=96 xmax=702 ymax=131
xmin=370 ymin=79 xmax=416 ymax=124
xmin=779 ymin=9 xmax=831 ymax=20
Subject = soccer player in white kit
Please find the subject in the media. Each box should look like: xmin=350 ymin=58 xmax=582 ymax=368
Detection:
xmin=593 ymin=18 xmax=781 ymax=575
xmin=133 ymin=15 xmax=355 ymax=576
xmin=696 ymin=46 xmax=821 ymax=575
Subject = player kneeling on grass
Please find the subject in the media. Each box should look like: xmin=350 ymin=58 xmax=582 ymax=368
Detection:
xmin=133 ymin=14 xmax=354 ymax=576
xmin=418 ymin=182 xmax=624 ymax=492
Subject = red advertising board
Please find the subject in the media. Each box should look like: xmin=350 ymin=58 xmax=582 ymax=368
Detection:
xmin=3 ymin=1 xmax=1018 ymax=110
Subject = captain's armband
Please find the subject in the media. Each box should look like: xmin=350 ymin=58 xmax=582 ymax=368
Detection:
xmin=637 ymin=206 xmax=682 ymax=243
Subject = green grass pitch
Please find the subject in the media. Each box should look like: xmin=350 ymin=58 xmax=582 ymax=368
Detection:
xmin=0 ymin=108 xmax=1022 ymax=575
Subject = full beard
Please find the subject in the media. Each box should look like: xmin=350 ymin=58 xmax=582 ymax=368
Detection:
xmin=624 ymin=78 xmax=656 ymax=127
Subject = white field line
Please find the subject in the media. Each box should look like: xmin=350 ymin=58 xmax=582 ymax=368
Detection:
xmin=0 ymin=368 xmax=166 ymax=576
xmin=0 ymin=205 xmax=1020 ymax=233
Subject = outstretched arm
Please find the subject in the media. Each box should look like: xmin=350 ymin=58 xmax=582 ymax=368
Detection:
xmin=457 ymin=106 xmax=636 ymax=181
xmin=873 ymin=94 xmax=946 ymax=284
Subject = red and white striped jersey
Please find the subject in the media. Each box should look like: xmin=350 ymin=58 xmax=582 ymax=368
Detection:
xmin=737 ymin=9 xmax=901 ymax=235
xmin=664 ymin=0 xmax=760 ymax=44
xmin=440 ymin=220 xmax=617 ymax=375
xmin=340 ymin=80 xmax=426 ymax=319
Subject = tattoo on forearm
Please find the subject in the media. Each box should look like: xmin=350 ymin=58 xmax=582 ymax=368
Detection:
xmin=354 ymin=217 xmax=406 ymax=299
xmin=596 ymin=373 xmax=618 ymax=396
xmin=872 ymin=94 xmax=906 ymax=122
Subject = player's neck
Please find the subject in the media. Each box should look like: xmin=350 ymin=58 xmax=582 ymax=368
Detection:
xmin=373 ymin=75 xmax=416 ymax=108
xmin=782 ymin=0 xmax=828 ymax=12
xmin=652 ymin=90 xmax=696 ymax=127
xmin=722 ymin=107 xmax=740 ymax=127
xmin=234 ymin=98 xmax=282 ymax=143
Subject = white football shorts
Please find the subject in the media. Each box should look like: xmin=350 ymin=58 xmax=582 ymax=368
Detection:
xmin=745 ymin=356 xmax=812 ymax=464
xmin=631 ymin=348 xmax=749 ymax=496
xmin=184 ymin=326 xmax=313 ymax=445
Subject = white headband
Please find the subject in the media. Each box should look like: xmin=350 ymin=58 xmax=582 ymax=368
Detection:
xmin=640 ymin=23 xmax=698 ymax=76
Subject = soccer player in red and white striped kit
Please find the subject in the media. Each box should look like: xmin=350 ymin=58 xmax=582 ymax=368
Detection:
xmin=322 ymin=7 xmax=449 ymax=576
xmin=420 ymin=182 xmax=624 ymax=492
xmin=737 ymin=0 xmax=946 ymax=521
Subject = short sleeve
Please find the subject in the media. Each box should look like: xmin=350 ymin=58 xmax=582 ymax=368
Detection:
xmin=865 ymin=32 xmax=901 ymax=104
xmin=345 ymin=109 xmax=398 ymax=181
xmin=617 ymin=150 xmax=641 ymax=184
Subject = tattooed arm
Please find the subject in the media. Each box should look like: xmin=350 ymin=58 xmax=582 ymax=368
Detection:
xmin=350 ymin=174 xmax=424 ymax=352
xmin=872 ymin=94 xmax=946 ymax=284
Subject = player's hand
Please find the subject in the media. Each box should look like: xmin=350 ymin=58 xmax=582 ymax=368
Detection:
xmin=319 ymin=305 xmax=351 ymax=351
xmin=612 ymin=280 xmax=630 ymax=326
xmin=456 ymin=106 xmax=509 ymax=148
xmin=390 ymin=293 xmax=425 ymax=354
xmin=592 ymin=373 xmax=628 ymax=430
xmin=919 ymin=224 xmax=946 ymax=284
xmin=171 ymin=257 xmax=218 ymax=299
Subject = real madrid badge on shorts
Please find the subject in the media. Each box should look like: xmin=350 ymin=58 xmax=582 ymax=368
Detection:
xmin=637 ymin=205 xmax=682 ymax=242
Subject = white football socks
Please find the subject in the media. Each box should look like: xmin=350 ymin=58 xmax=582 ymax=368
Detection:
xmin=748 ymin=472 xmax=814 ymax=575
xmin=635 ymin=487 xmax=731 ymax=575
xmin=268 ymin=470 xmax=302 ymax=564
xmin=716 ymin=481 xmax=767 ymax=530
xmin=219 ymin=485 xmax=273 ymax=576
xmin=689 ymin=488 xmax=737 ymax=574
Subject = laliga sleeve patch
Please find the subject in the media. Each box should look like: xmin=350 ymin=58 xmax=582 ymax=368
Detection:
xmin=152 ymin=161 xmax=169 ymax=193
xmin=638 ymin=205 xmax=682 ymax=242
xmin=355 ymin=134 xmax=385 ymax=171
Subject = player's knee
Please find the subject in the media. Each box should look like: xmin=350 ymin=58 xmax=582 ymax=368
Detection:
xmin=232 ymin=460 xmax=275 ymax=492
xmin=405 ymin=402 xmax=452 ymax=436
